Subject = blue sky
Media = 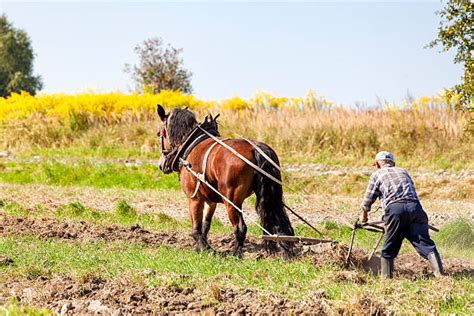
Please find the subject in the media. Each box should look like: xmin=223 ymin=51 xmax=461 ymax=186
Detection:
xmin=1 ymin=1 xmax=461 ymax=106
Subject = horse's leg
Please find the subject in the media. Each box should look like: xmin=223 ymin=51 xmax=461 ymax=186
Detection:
xmin=202 ymin=201 xmax=217 ymax=248
xmin=224 ymin=201 xmax=247 ymax=258
xmin=188 ymin=198 xmax=207 ymax=251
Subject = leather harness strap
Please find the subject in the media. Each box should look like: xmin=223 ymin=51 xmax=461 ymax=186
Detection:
xmin=190 ymin=138 xmax=230 ymax=198
xmin=166 ymin=115 xmax=220 ymax=172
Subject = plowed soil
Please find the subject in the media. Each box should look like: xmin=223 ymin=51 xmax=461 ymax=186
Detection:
xmin=3 ymin=276 xmax=329 ymax=315
xmin=1 ymin=212 xmax=472 ymax=314
xmin=1 ymin=213 xmax=472 ymax=274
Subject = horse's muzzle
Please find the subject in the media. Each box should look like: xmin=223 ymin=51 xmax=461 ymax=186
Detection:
xmin=158 ymin=156 xmax=173 ymax=174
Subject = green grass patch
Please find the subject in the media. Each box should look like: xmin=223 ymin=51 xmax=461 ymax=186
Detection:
xmin=0 ymin=160 xmax=179 ymax=190
xmin=435 ymin=218 xmax=474 ymax=249
xmin=15 ymin=145 xmax=160 ymax=161
xmin=2 ymin=201 xmax=30 ymax=217
xmin=0 ymin=235 xmax=324 ymax=297
xmin=114 ymin=199 xmax=138 ymax=222
xmin=433 ymin=218 xmax=474 ymax=260
xmin=0 ymin=157 xmax=472 ymax=201
xmin=0 ymin=298 xmax=52 ymax=315
xmin=0 ymin=235 xmax=472 ymax=314
xmin=49 ymin=201 xmax=190 ymax=231
xmin=2 ymin=199 xmax=473 ymax=260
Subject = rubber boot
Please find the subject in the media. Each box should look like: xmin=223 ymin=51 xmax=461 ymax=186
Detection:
xmin=427 ymin=250 xmax=444 ymax=277
xmin=380 ymin=257 xmax=393 ymax=279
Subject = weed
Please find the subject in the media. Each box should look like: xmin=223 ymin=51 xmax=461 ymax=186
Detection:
xmin=2 ymin=202 xmax=29 ymax=217
xmin=64 ymin=202 xmax=87 ymax=217
xmin=434 ymin=218 xmax=474 ymax=250
xmin=115 ymin=200 xmax=137 ymax=222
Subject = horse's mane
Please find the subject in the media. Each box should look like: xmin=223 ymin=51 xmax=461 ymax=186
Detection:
xmin=168 ymin=108 xmax=198 ymax=147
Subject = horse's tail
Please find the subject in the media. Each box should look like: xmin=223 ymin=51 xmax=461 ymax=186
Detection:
xmin=252 ymin=143 xmax=294 ymax=256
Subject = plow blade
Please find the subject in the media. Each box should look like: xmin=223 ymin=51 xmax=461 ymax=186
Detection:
xmin=262 ymin=235 xmax=335 ymax=244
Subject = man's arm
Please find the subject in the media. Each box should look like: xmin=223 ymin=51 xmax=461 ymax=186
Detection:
xmin=360 ymin=173 xmax=380 ymax=222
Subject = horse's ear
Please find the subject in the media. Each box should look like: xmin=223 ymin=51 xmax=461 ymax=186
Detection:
xmin=157 ymin=104 xmax=167 ymax=121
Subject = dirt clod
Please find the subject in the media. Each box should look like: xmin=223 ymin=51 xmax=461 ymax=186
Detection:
xmin=0 ymin=256 xmax=13 ymax=266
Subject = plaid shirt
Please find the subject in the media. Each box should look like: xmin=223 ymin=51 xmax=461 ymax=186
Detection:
xmin=361 ymin=166 xmax=419 ymax=212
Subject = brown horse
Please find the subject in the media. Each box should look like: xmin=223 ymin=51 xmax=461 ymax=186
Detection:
xmin=156 ymin=105 xmax=294 ymax=258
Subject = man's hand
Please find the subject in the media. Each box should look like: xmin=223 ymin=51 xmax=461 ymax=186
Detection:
xmin=359 ymin=210 xmax=368 ymax=223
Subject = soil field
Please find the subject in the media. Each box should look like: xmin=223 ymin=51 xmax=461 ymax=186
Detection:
xmin=1 ymin=212 xmax=472 ymax=314
xmin=1 ymin=159 xmax=473 ymax=314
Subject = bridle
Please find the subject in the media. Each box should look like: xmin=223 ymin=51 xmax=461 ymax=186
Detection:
xmin=159 ymin=124 xmax=172 ymax=155
xmin=158 ymin=113 xmax=220 ymax=173
xmin=159 ymin=115 xmax=178 ymax=156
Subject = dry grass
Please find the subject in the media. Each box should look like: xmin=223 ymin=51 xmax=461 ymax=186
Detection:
xmin=218 ymin=107 xmax=470 ymax=167
xmin=1 ymin=106 xmax=471 ymax=170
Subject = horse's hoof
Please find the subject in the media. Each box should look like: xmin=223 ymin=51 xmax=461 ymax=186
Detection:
xmin=233 ymin=248 xmax=244 ymax=259
xmin=195 ymin=241 xmax=213 ymax=253
xmin=282 ymin=249 xmax=295 ymax=261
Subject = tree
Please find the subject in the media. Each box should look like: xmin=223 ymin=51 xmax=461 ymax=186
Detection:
xmin=0 ymin=15 xmax=43 ymax=97
xmin=428 ymin=0 xmax=473 ymax=111
xmin=124 ymin=37 xmax=192 ymax=94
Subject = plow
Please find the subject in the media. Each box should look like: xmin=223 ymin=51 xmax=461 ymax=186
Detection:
xmin=346 ymin=219 xmax=440 ymax=265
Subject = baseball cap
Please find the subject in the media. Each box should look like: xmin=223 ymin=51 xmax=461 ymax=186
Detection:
xmin=375 ymin=151 xmax=395 ymax=162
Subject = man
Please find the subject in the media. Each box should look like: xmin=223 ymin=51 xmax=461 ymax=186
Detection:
xmin=360 ymin=151 xmax=443 ymax=278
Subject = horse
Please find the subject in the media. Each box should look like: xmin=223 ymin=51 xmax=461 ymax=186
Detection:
xmin=156 ymin=104 xmax=294 ymax=258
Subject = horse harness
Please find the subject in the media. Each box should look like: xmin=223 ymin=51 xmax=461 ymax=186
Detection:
xmin=190 ymin=138 xmax=230 ymax=198
xmin=160 ymin=114 xmax=220 ymax=173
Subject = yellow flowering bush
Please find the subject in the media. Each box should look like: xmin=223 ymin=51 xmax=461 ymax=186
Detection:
xmin=0 ymin=88 xmax=456 ymax=123
xmin=0 ymin=90 xmax=213 ymax=122
xmin=220 ymin=96 xmax=250 ymax=111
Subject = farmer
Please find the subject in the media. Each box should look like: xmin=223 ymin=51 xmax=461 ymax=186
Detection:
xmin=360 ymin=151 xmax=443 ymax=278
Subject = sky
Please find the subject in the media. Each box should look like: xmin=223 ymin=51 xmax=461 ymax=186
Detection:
xmin=0 ymin=1 xmax=462 ymax=106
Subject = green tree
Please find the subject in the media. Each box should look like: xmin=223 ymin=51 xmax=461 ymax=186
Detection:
xmin=429 ymin=0 xmax=473 ymax=112
xmin=0 ymin=15 xmax=43 ymax=97
xmin=124 ymin=37 xmax=192 ymax=94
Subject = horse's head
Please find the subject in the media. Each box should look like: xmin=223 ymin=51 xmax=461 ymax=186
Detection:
xmin=156 ymin=104 xmax=198 ymax=173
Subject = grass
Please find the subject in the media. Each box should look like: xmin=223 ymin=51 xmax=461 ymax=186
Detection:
xmin=0 ymin=159 xmax=472 ymax=200
xmin=0 ymin=299 xmax=52 ymax=316
xmin=1 ymin=200 xmax=473 ymax=261
xmin=0 ymin=198 xmax=473 ymax=314
xmin=435 ymin=219 xmax=474 ymax=258
xmin=0 ymin=96 xmax=472 ymax=171
xmin=0 ymin=160 xmax=179 ymax=190
xmin=53 ymin=201 xmax=190 ymax=231
xmin=0 ymin=235 xmax=321 ymax=296
xmin=0 ymin=234 xmax=472 ymax=314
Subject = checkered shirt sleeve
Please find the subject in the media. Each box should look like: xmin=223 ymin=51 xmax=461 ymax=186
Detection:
xmin=361 ymin=172 xmax=380 ymax=212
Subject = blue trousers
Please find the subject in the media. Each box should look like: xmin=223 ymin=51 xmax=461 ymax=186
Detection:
xmin=381 ymin=201 xmax=437 ymax=259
